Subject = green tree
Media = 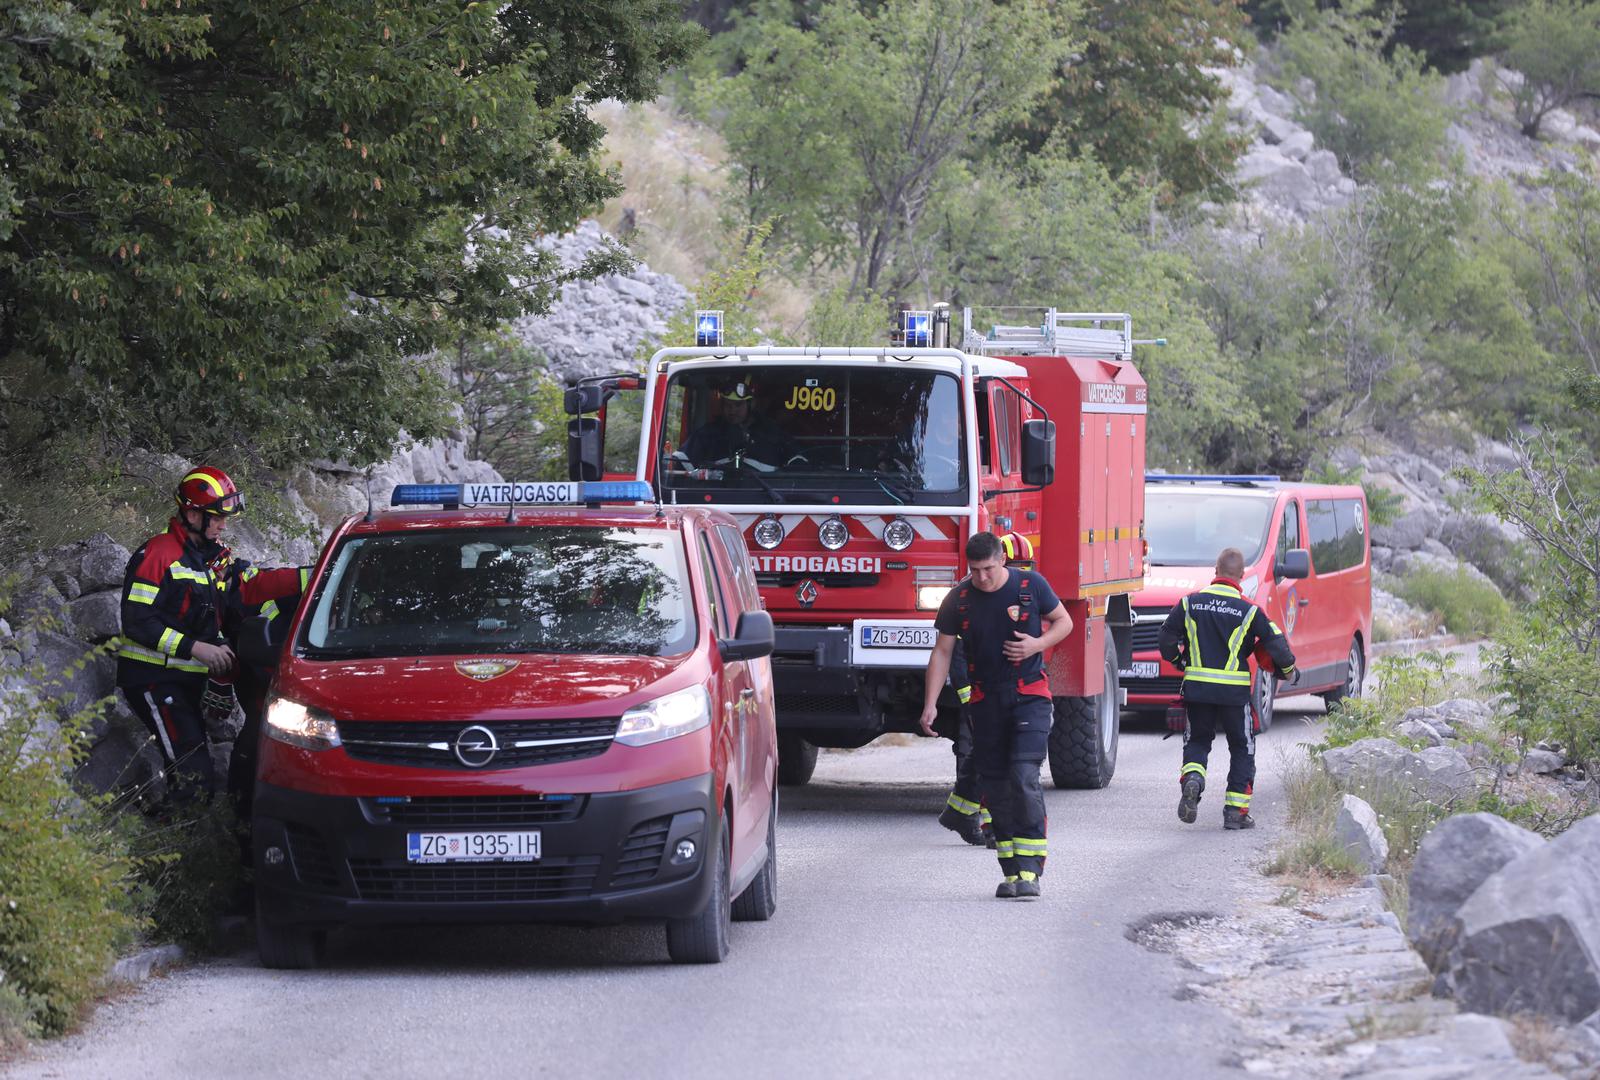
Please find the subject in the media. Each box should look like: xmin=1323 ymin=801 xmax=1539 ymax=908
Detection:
xmin=1497 ymin=0 xmax=1600 ymax=139
xmin=1273 ymin=0 xmax=1451 ymax=179
xmin=450 ymin=331 xmax=567 ymax=482
xmin=0 ymin=0 xmax=699 ymax=468
xmin=699 ymin=0 xmax=1073 ymax=298
xmin=1015 ymin=0 xmax=1253 ymax=202
xmin=1391 ymin=0 xmax=1511 ymax=74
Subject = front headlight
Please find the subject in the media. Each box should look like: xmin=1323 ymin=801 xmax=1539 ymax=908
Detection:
xmin=817 ymin=516 xmax=849 ymax=551
xmin=753 ymin=516 xmax=785 ymax=550
xmin=917 ymin=585 xmax=952 ymax=611
xmin=615 ymin=685 xmax=711 ymax=748
xmin=265 ymin=698 xmax=341 ymax=751
xmin=882 ymin=517 xmax=915 ymax=551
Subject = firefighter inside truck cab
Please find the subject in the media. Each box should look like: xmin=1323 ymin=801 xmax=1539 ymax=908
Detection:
xmin=675 ymin=380 xmax=807 ymax=476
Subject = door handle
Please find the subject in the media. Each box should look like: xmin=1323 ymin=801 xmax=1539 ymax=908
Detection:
xmin=1297 ymin=598 xmax=1310 ymax=607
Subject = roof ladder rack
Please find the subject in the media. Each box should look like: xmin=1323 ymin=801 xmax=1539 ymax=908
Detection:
xmin=961 ymin=307 xmax=1133 ymax=361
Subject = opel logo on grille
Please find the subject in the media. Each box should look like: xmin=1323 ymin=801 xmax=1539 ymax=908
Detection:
xmin=453 ymin=724 xmax=499 ymax=768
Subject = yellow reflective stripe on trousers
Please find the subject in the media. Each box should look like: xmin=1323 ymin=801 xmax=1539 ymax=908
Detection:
xmin=995 ymin=840 xmax=1016 ymax=859
xmin=1180 ymin=762 xmax=1207 ymax=778
xmin=979 ymin=807 xmax=992 ymax=825
xmin=946 ymin=793 xmax=979 ymax=815
xmin=127 ymin=582 xmax=159 ymax=605
xmin=158 ymin=627 xmax=185 ymax=656
xmin=1012 ymin=837 xmax=1047 ymax=856
xmin=1224 ymin=791 xmax=1251 ymax=808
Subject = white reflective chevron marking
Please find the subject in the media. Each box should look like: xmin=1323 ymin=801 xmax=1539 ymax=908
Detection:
xmin=733 ymin=515 xmax=758 ymax=529
xmin=857 ymin=516 xmax=886 ymax=540
xmin=780 ymin=515 xmax=807 ymax=536
xmin=906 ymin=516 xmax=946 ymax=541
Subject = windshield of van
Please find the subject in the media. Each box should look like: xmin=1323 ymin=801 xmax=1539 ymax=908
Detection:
xmin=297 ymin=526 xmax=696 ymax=659
xmin=657 ymin=366 xmax=966 ymax=506
xmin=1145 ymin=490 xmax=1275 ymax=567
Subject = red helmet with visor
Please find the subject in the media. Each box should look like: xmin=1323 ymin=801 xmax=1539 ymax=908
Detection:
xmin=176 ymin=467 xmax=245 ymax=517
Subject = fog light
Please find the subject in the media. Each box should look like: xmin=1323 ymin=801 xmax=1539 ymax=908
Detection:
xmin=672 ymin=839 xmax=698 ymax=864
xmin=263 ymin=846 xmax=286 ymax=867
xmin=818 ymin=516 xmax=849 ymax=551
xmin=882 ymin=517 xmax=914 ymax=551
xmin=753 ymin=515 xmax=784 ymax=550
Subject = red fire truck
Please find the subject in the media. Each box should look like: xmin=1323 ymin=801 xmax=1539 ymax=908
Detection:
xmin=566 ymin=305 xmax=1148 ymax=790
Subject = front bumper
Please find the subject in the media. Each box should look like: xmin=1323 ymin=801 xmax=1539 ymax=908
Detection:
xmin=769 ymin=624 xmax=943 ymax=733
xmin=254 ymin=773 xmax=716 ymax=927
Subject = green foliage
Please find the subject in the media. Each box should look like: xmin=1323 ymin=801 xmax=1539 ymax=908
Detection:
xmin=450 ymin=332 xmax=567 ymax=483
xmin=1498 ymin=0 xmax=1600 ymax=139
xmin=0 ymin=602 xmax=138 ymax=1041
xmin=1272 ymin=0 xmax=1451 ymax=179
xmin=1393 ymin=565 xmax=1510 ymax=638
xmin=801 ymin=287 xmax=893 ymax=345
xmin=1391 ymin=0 xmax=1512 ymax=74
xmin=0 ymin=0 xmax=699 ymax=471
xmin=1305 ymin=460 xmax=1405 ymax=526
xmin=1267 ymin=757 xmax=1365 ymax=878
xmin=118 ymin=803 xmax=244 ymax=952
xmin=1014 ymin=0 xmax=1253 ymax=202
xmin=1320 ymin=649 xmax=1461 ymax=749
xmin=698 ymin=0 xmax=1074 ymax=297
xmin=652 ymin=221 xmax=779 ymax=349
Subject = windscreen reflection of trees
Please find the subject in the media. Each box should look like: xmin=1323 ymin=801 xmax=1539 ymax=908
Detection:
xmin=332 ymin=529 xmax=685 ymax=655
xmin=1145 ymin=494 xmax=1275 ymax=566
xmin=662 ymin=368 xmax=963 ymax=497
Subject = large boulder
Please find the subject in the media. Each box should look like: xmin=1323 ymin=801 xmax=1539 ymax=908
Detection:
xmin=30 ymin=630 xmax=117 ymax=720
xmin=1407 ymin=812 xmax=1545 ymax=968
xmin=67 ymin=590 xmax=122 ymax=644
xmin=1236 ymin=147 xmax=1322 ymax=212
xmin=77 ymin=533 xmax=132 ymax=592
xmin=1374 ymin=507 xmax=1439 ymax=552
xmin=1437 ymin=814 xmax=1600 ymax=1021
xmin=1321 ymin=737 xmax=1478 ymax=807
xmin=1335 ymin=794 xmax=1388 ymax=872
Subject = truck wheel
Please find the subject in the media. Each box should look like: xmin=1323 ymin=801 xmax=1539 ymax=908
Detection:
xmin=255 ymin=899 xmax=326 ymax=970
xmin=1321 ymin=637 xmax=1365 ymax=707
xmin=1048 ymin=633 xmax=1121 ymax=790
xmin=776 ymin=732 xmax=818 ymax=787
xmin=1252 ymin=668 xmax=1277 ymax=733
xmin=731 ymin=792 xmax=777 ymax=922
xmin=667 ymin=817 xmax=731 ymax=964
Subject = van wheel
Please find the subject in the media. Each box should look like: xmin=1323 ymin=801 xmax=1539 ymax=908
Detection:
xmin=1049 ymin=633 xmax=1121 ymax=789
xmin=732 ymin=792 xmax=777 ymax=922
xmin=667 ymin=818 xmax=731 ymax=963
xmin=1321 ymin=637 xmax=1365 ymax=707
xmin=776 ymin=733 xmax=818 ymax=787
xmin=255 ymin=899 xmax=326 ymax=970
xmin=1252 ymin=668 xmax=1277 ymax=733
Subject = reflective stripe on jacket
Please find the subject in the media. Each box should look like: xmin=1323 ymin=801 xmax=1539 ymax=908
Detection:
xmin=1157 ymin=580 xmax=1296 ymax=707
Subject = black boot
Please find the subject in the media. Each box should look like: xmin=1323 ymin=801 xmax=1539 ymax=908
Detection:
xmin=1223 ymin=806 xmax=1256 ymax=830
xmin=938 ymin=805 xmax=987 ymax=846
xmin=1013 ymin=874 xmax=1041 ymax=901
xmin=1178 ymin=775 xmax=1202 ymax=824
xmin=995 ymin=877 xmax=1018 ymax=899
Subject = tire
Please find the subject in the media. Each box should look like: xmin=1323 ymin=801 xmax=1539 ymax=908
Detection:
xmin=667 ymin=817 xmax=731 ymax=964
xmin=1048 ymin=631 xmax=1121 ymax=789
xmin=731 ymin=792 xmax=777 ymax=923
xmin=255 ymin=898 xmax=326 ymax=970
xmin=1252 ymin=667 xmax=1277 ymax=733
xmin=776 ymin=732 xmax=818 ymax=787
xmin=1321 ymin=637 xmax=1365 ymax=707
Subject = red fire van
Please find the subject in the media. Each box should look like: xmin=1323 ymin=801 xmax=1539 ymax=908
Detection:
xmin=1123 ymin=475 xmax=1372 ymax=730
xmin=247 ymin=480 xmax=777 ymax=967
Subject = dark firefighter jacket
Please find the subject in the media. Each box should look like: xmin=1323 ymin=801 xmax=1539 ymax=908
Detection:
xmin=1157 ymin=578 xmax=1296 ymax=707
xmin=117 ymin=518 xmax=308 ymax=687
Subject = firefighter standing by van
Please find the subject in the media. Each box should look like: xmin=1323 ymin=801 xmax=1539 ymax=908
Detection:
xmin=1158 ymin=547 xmax=1296 ymax=829
xmin=117 ymin=467 xmax=308 ymax=803
xmin=920 ymin=532 xmax=1073 ymax=899
xmin=937 ymin=532 xmax=1036 ymax=848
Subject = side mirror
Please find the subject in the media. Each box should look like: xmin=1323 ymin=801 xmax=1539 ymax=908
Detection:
xmin=719 ymin=610 xmax=774 ymax=662
xmin=563 ymin=384 xmax=608 ymax=416
xmin=235 ymin=614 xmax=284 ymax=670
xmin=567 ymin=417 xmax=604 ymax=482
xmin=1021 ymin=419 xmax=1056 ymax=487
xmin=1275 ymin=548 xmax=1311 ymax=580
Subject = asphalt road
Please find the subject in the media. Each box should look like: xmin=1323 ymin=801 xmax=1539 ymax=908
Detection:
xmin=7 ymin=702 xmax=1338 ymax=1080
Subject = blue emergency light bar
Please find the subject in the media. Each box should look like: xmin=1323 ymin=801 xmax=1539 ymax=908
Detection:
xmin=1146 ymin=473 xmax=1280 ymax=485
xmin=390 ymin=480 xmax=656 ymax=507
xmin=902 ymin=309 xmax=932 ymax=348
xmin=695 ymin=310 xmax=724 ymax=347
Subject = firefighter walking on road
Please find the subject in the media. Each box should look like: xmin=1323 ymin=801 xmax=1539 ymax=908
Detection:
xmin=921 ymin=532 xmax=1073 ymax=899
xmin=1158 ymin=547 xmax=1296 ymax=830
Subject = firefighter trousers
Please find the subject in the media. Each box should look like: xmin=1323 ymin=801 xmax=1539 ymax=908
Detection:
xmin=123 ymin=681 xmax=213 ymax=803
xmin=1180 ymin=700 xmax=1255 ymax=814
xmin=971 ymin=691 xmax=1051 ymax=879
xmin=946 ymin=709 xmax=989 ymax=823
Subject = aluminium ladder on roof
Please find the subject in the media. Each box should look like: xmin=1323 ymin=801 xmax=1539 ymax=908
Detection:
xmin=960 ymin=307 xmax=1133 ymax=361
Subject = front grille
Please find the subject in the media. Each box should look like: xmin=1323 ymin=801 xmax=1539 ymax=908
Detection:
xmin=610 ymin=816 xmax=672 ymax=888
xmin=363 ymin=794 xmax=587 ymax=827
xmin=1124 ymin=675 xmax=1184 ymax=696
xmin=349 ymin=856 xmax=601 ymax=903
xmin=1131 ymin=609 xmax=1167 ymax=652
xmin=338 ymin=717 xmax=619 ymax=770
xmin=756 ymin=573 xmax=880 ymax=589
xmin=284 ymin=823 xmax=342 ymax=892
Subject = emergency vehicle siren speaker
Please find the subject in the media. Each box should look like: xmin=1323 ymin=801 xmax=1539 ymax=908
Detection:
xmin=695 ymin=310 xmax=724 ymax=347
xmin=901 ymin=310 xmax=933 ymax=349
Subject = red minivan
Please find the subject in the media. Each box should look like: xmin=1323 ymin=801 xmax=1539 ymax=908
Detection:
xmin=246 ymin=481 xmax=778 ymax=967
xmin=1123 ymin=475 xmax=1372 ymax=730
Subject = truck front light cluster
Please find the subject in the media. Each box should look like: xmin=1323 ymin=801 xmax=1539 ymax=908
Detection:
xmin=753 ymin=516 xmax=785 ymax=550
xmin=916 ymin=586 xmax=951 ymax=610
xmin=817 ymin=516 xmax=849 ymax=551
xmin=882 ymin=517 xmax=914 ymax=551
xmin=265 ymin=698 xmax=342 ymax=751
xmin=914 ymin=565 xmax=957 ymax=611
xmin=616 ymin=685 xmax=710 ymax=748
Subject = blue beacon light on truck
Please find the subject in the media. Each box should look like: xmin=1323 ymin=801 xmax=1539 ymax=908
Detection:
xmin=389 ymin=480 xmax=656 ymax=507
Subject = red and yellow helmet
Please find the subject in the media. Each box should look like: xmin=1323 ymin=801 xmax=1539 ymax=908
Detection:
xmin=999 ymin=531 xmax=1034 ymax=566
xmin=176 ymin=467 xmax=245 ymax=517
